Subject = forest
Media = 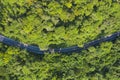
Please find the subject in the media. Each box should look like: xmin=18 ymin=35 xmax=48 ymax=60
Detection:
xmin=0 ymin=0 xmax=120 ymax=80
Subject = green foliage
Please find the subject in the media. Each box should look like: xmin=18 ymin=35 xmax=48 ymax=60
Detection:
xmin=0 ymin=0 xmax=120 ymax=79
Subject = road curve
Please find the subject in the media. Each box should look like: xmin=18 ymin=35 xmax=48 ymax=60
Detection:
xmin=0 ymin=32 xmax=120 ymax=54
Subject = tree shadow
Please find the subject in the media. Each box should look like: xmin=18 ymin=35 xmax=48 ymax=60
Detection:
xmin=48 ymin=43 xmax=67 ymax=49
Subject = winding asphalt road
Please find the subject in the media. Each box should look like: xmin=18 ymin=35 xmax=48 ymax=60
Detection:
xmin=0 ymin=32 xmax=120 ymax=54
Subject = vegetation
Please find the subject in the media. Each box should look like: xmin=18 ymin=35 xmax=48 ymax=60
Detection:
xmin=0 ymin=0 xmax=120 ymax=80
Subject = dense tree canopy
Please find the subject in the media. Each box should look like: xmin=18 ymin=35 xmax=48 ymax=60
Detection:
xmin=0 ymin=0 xmax=120 ymax=80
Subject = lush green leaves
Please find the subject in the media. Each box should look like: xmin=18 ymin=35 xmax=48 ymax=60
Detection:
xmin=0 ymin=0 xmax=120 ymax=80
